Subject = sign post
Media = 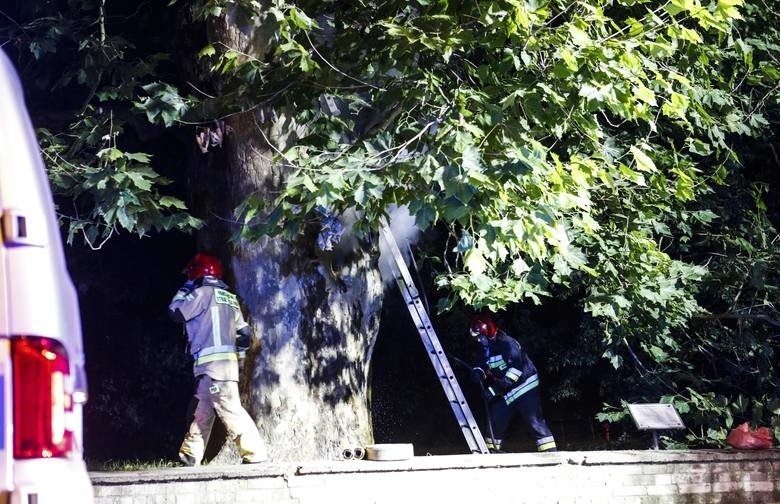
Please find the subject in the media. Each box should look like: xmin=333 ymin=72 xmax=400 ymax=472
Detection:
xmin=627 ymin=403 xmax=686 ymax=449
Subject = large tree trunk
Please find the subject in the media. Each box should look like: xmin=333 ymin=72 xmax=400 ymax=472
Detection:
xmin=232 ymin=223 xmax=383 ymax=462
xmin=194 ymin=11 xmax=385 ymax=462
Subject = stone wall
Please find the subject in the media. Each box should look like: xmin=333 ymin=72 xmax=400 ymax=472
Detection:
xmin=90 ymin=449 xmax=780 ymax=504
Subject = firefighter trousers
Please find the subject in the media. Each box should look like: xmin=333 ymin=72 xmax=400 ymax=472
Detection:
xmin=486 ymin=386 xmax=557 ymax=452
xmin=179 ymin=375 xmax=267 ymax=465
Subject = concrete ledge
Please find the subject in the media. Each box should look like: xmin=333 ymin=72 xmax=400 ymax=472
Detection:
xmin=90 ymin=449 xmax=780 ymax=503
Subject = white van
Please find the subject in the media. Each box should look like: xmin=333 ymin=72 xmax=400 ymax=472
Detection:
xmin=0 ymin=50 xmax=94 ymax=503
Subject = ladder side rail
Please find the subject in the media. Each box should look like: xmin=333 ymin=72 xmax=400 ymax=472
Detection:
xmin=395 ymin=280 xmax=462 ymax=404
xmin=380 ymin=223 xmax=489 ymax=454
xmin=381 ymin=224 xmax=467 ymax=385
xmin=392 ymin=272 xmax=487 ymax=454
xmin=397 ymin=281 xmax=469 ymax=406
xmin=393 ymin=278 xmax=461 ymax=400
xmin=379 ymin=225 xmax=423 ymax=298
xmin=379 ymin=225 xmax=484 ymax=426
xmin=394 ymin=272 xmax=458 ymax=380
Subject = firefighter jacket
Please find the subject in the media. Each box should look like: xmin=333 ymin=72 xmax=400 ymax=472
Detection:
xmin=473 ymin=331 xmax=540 ymax=405
xmin=169 ymin=276 xmax=249 ymax=382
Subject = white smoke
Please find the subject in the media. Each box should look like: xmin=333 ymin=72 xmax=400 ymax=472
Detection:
xmin=378 ymin=204 xmax=421 ymax=285
xmin=330 ymin=207 xmax=360 ymax=256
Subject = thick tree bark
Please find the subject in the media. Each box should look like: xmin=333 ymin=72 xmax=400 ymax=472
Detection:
xmin=195 ymin=11 xmax=384 ymax=462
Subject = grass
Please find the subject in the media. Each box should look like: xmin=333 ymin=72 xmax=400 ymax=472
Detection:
xmin=87 ymin=458 xmax=181 ymax=472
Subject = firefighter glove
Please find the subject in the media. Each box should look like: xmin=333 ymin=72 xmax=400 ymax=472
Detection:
xmin=470 ymin=367 xmax=487 ymax=383
xmin=236 ymin=333 xmax=251 ymax=351
xmin=236 ymin=326 xmax=252 ymax=351
xmin=491 ymin=376 xmax=513 ymax=394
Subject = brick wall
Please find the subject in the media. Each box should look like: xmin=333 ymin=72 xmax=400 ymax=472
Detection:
xmin=90 ymin=449 xmax=780 ymax=504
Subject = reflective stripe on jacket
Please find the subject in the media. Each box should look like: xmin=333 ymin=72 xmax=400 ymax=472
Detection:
xmin=504 ymin=373 xmax=539 ymax=404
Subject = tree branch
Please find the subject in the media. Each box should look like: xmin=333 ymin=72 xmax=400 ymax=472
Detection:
xmin=699 ymin=312 xmax=780 ymax=328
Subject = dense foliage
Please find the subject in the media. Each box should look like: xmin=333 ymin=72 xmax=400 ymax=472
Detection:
xmin=2 ymin=0 xmax=778 ymax=449
xmin=2 ymin=2 xmax=202 ymax=248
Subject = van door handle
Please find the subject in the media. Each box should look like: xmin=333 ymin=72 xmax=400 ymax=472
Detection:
xmin=1 ymin=209 xmax=45 ymax=246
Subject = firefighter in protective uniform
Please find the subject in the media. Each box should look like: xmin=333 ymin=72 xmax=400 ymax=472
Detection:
xmin=469 ymin=313 xmax=557 ymax=453
xmin=169 ymin=253 xmax=267 ymax=466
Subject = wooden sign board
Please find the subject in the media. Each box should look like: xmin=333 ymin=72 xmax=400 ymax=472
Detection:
xmin=627 ymin=403 xmax=685 ymax=430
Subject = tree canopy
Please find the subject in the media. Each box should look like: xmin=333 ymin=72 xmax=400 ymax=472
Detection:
xmin=2 ymin=0 xmax=778 ymax=449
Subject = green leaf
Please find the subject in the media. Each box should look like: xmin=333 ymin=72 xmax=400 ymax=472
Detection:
xmin=97 ymin=148 xmax=124 ymax=162
xmin=198 ymin=44 xmax=216 ymax=58
xmin=464 ymin=248 xmax=488 ymax=276
xmin=302 ymin=174 xmax=318 ymax=193
xmin=462 ymin=146 xmax=482 ymax=173
xmin=632 ymin=84 xmax=657 ymax=105
xmin=559 ymin=48 xmax=579 ymax=71
xmin=568 ymin=25 xmax=591 ymax=46
xmin=288 ymin=8 xmax=317 ymax=30
xmin=661 ymin=92 xmax=690 ymax=119
xmin=618 ymin=163 xmax=646 ymax=185
xmin=159 ymin=196 xmax=187 ymax=209
xmin=127 ymin=172 xmax=153 ymax=191
xmin=124 ymin=152 xmax=152 ymax=163
xmin=630 ymin=146 xmax=657 ymax=172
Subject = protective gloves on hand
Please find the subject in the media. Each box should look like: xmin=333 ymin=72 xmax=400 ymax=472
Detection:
xmin=490 ymin=375 xmax=514 ymax=394
xmin=470 ymin=367 xmax=487 ymax=383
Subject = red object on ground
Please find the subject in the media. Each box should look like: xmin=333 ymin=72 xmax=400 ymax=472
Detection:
xmin=726 ymin=422 xmax=774 ymax=450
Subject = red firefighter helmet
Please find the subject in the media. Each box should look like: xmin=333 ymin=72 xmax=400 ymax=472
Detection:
xmin=185 ymin=253 xmax=223 ymax=280
xmin=470 ymin=313 xmax=497 ymax=339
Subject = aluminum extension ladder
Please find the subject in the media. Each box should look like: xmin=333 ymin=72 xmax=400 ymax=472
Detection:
xmin=380 ymin=223 xmax=489 ymax=454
